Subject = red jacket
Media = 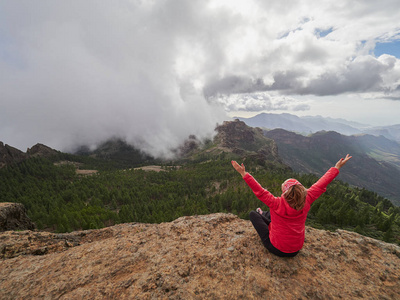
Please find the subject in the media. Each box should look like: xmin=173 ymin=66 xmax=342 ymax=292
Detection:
xmin=244 ymin=167 xmax=339 ymax=253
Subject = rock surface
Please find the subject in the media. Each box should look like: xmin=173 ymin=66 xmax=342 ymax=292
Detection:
xmin=26 ymin=143 xmax=59 ymax=158
xmin=1 ymin=213 xmax=400 ymax=299
xmin=0 ymin=202 xmax=35 ymax=232
xmin=0 ymin=142 xmax=26 ymax=168
xmin=0 ymin=142 xmax=59 ymax=168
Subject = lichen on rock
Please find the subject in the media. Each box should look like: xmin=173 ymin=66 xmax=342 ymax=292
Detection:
xmin=0 ymin=213 xmax=399 ymax=299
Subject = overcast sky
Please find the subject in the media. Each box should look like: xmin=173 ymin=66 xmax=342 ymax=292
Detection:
xmin=1 ymin=0 xmax=400 ymax=157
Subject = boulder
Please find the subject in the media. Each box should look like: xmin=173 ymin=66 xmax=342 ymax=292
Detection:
xmin=0 ymin=202 xmax=35 ymax=232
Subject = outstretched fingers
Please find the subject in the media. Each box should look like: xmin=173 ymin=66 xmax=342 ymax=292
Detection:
xmin=335 ymin=154 xmax=352 ymax=169
xmin=342 ymin=154 xmax=352 ymax=164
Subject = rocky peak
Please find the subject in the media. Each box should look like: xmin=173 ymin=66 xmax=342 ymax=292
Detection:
xmin=0 ymin=142 xmax=27 ymax=168
xmin=216 ymin=119 xmax=257 ymax=148
xmin=1 ymin=213 xmax=399 ymax=299
xmin=0 ymin=142 xmax=58 ymax=168
xmin=26 ymin=143 xmax=58 ymax=158
xmin=213 ymin=120 xmax=285 ymax=167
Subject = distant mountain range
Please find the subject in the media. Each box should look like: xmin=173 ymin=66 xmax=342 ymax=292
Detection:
xmin=236 ymin=113 xmax=400 ymax=142
xmin=264 ymin=129 xmax=400 ymax=205
xmin=234 ymin=113 xmax=400 ymax=204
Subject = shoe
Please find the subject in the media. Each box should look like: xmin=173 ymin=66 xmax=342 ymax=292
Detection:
xmin=256 ymin=207 xmax=263 ymax=214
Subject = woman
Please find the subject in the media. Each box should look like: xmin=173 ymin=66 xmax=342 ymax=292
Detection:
xmin=232 ymin=154 xmax=352 ymax=257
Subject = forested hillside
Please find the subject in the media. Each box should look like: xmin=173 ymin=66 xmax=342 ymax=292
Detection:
xmin=1 ymin=120 xmax=399 ymax=245
xmin=0 ymin=151 xmax=399 ymax=245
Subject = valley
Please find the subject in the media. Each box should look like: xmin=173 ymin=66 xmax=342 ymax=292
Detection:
xmin=1 ymin=120 xmax=399 ymax=246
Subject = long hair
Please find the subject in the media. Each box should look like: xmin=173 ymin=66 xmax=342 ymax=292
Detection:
xmin=284 ymin=184 xmax=307 ymax=210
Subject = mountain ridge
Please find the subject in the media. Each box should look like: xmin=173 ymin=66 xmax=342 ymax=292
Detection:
xmin=264 ymin=128 xmax=400 ymax=205
xmin=0 ymin=142 xmax=59 ymax=169
xmin=236 ymin=112 xmax=400 ymax=142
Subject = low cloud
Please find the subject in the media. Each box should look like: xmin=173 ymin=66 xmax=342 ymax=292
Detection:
xmin=298 ymin=55 xmax=400 ymax=96
xmin=203 ymin=52 xmax=400 ymax=98
xmin=203 ymin=76 xmax=269 ymax=98
xmin=209 ymin=93 xmax=310 ymax=112
xmin=0 ymin=0 xmax=227 ymax=157
xmin=1 ymin=0 xmax=400 ymax=156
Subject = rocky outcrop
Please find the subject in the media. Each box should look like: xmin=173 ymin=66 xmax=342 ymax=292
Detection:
xmin=0 ymin=142 xmax=59 ymax=168
xmin=216 ymin=120 xmax=257 ymax=148
xmin=212 ymin=120 xmax=286 ymax=167
xmin=0 ymin=202 xmax=35 ymax=232
xmin=26 ymin=143 xmax=59 ymax=158
xmin=0 ymin=142 xmax=27 ymax=168
xmin=1 ymin=213 xmax=399 ymax=299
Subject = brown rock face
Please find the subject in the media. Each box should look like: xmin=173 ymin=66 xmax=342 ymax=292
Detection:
xmin=1 ymin=213 xmax=399 ymax=299
xmin=0 ymin=142 xmax=59 ymax=168
xmin=0 ymin=202 xmax=35 ymax=232
xmin=26 ymin=143 xmax=59 ymax=158
xmin=0 ymin=142 xmax=27 ymax=168
xmin=213 ymin=120 xmax=285 ymax=167
xmin=216 ymin=120 xmax=256 ymax=149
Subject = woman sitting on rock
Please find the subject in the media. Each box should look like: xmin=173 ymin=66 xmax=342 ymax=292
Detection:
xmin=231 ymin=154 xmax=352 ymax=257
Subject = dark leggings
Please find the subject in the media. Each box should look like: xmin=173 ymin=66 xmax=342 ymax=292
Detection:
xmin=249 ymin=210 xmax=299 ymax=257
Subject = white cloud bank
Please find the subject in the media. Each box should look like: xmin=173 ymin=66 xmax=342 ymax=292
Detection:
xmin=1 ymin=0 xmax=400 ymax=156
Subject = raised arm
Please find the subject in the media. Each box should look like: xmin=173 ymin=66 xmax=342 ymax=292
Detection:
xmin=231 ymin=160 xmax=279 ymax=209
xmin=308 ymin=154 xmax=352 ymax=203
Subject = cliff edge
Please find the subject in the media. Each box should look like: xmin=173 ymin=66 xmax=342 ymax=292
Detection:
xmin=1 ymin=213 xmax=399 ymax=299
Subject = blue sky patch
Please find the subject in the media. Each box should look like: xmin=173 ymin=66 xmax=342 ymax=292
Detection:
xmin=374 ymin=40 xmax=400 ymax=58
xmin=315 ymin=27 xmax=333 ymax=38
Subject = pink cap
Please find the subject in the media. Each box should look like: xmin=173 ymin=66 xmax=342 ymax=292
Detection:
xmin=282 ymin=179 xmax=302 ymax=193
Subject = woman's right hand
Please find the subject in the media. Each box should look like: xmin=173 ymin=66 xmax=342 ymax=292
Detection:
xmin=231 ymin=161 xmax=247 ymax=177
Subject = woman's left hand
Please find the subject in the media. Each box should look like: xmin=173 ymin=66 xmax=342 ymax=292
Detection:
xmin=335 ymin=154 xmax=352 ymax=170
xmin=231 ymin=161 xmax=247 ymax=177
